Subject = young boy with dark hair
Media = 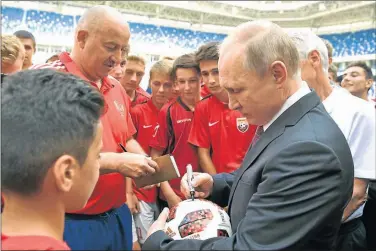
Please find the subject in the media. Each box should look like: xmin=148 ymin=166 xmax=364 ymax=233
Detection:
xmin=1 ymin=69 xmax=104 ymax=250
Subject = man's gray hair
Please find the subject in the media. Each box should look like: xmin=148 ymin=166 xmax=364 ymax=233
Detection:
xmin=219 ymin=20 xmax=300 ymax=78
xmin=288 ymin=30 xmax=329 ymax=74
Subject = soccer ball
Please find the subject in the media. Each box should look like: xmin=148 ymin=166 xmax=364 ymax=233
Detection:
xmin=164 ymin=199 xmax=232 ymax=240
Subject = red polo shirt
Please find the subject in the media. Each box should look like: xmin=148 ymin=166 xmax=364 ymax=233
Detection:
xmin=149 ymin=97 xmax=199 ymax=200
xmin=1 ymin=234 xmax=70 ymax=250
xmin=131 ymin=87 xmax=151 ymax=107
xmin=189 ymin=95 xmax=256 ymax=173
xmin=31 ymin=52 xmax=136 ymax=215
xmin=200 ymin=84 xmax=211 ymax=98
xmin=130 ymin=99 xmax=159 ymax=203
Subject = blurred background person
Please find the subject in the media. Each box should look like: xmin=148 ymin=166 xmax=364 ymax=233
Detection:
xmin=45 ymin=54 xmax=59 ymax=64
xmin=121 ymin=55 xmax=151 ymax=107
xmin=13 ymin=30 xmax=36 ymax=70
xmin=322 ymin=38 xmax=340 ymax=86
xmin=341 ymin=61 xmax=374 ymax=102
xmin=328 ymin=64 xmax=339 ymax=85
xmin=109 ymin=58 xmax=127 ymax=82
xmin=322 ymin=38 xmax=334 ymax=65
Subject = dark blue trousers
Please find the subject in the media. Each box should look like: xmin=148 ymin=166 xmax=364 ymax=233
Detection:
xmin=63 ymin=204 xmax=133 ymax=250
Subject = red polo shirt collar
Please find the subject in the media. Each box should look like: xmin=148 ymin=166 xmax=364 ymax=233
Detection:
xmin=58 ymin=52 xmax=113 ymax=94
xmin=147 ymin=98 xmax=159 ymax=113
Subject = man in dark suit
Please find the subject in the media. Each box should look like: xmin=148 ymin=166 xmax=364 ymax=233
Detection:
xmin=143 ymin=20 xmax=354 ymax=250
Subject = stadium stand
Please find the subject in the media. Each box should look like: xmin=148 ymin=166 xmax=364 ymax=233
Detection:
xmin=321 ymin=30 xmax=376 ymax=57
xmin=2 ymin=6 xmax=375 ymax=57
xmin=25 ymin=9 xmax=74 ymax=36
xmin=2 ymin=6 xmax=24 ymax=31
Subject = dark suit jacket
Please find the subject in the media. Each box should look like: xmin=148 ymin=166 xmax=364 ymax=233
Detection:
xmin=143 ymin=91 xmax=354 ymax=250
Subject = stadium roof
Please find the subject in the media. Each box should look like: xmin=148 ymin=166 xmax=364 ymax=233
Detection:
xmin=42 ymin=1 xmax=375 ymax=29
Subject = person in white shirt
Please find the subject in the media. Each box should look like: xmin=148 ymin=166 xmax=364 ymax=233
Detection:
xmin=341 ymin=61 xmax=376 ymax=250
xmin=289 ymin=30 xmax=376 ymax=251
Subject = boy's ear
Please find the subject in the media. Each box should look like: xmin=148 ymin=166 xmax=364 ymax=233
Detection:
xmin=51 ymin=155 xmax=79 ymax=193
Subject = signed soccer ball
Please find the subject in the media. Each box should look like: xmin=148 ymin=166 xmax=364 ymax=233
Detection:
xmin=164 ymin=199 xmax=232 ymax=240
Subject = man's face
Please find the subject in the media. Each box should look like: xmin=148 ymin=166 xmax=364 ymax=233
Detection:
xmin=341 ymin=66 xmax=372 ymax=98
xmin=199 ymin=60 xmax=227 ymax=98
xmin=19 ymin=38 xmax=34 ymax=69
xmin=150 ymin=72 xmax=173 ymax=107
xmin=66 ymin=122 xmax=102 ymax=211
xmin=79 ymin=17 xmax=130 ymax=81
xmin=109 ymin=60 xmax=126 ymax=82
xmin=120 ymin=60 xmax=145 ymax=92
xmin=176 ymin=68 xmax=200 ymax=102
xmin=219 ymin=48 xmax=284 ymax=126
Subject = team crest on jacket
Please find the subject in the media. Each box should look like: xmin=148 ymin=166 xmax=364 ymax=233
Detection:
xmin=236 ymin=117 xmax=249 ymax=133
xmin=114 ymin=100 xmax=125 ymax=117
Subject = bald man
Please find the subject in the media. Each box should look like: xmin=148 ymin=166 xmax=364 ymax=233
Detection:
xmin=31 ymin=6 xmax=157 ymax=250
xmin=143 ymin=21 xmax=354 ymax=250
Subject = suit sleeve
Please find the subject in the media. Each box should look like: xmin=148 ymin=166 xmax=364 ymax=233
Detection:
xmin=188 ymin=102 xmax=210 ymax=148
xmin=142 ymin=141 xmax=347 ymax=251
xmin=208 ymin=171 xmax=238 ymax=207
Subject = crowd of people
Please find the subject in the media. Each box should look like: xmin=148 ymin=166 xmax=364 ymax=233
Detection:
xmin=1 ymin=5 xmax=375 ymax=251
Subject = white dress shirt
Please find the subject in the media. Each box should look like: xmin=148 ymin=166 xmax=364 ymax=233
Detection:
xmin=323 ymin=86 xmax=376 ymax=222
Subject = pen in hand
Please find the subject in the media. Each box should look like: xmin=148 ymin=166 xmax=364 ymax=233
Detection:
xmin=119 ymin=143 xmax=127 ymax=153
xmin=187 ymin=164 xmax=195 ymax=201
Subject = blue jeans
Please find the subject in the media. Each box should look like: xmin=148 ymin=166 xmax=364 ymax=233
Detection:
xmin=64 ymin=204 xmax=133 ymax=250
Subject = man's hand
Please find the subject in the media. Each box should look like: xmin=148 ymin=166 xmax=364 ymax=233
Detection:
xmin=181 ymin=172 xmax=214 ymax=199
xmin=146 ymin=207 xmax=169 ymax=239
xmin=167 ymin=194 xmax=182 ymax=208
xmin=100 ymin=152 xmax=158 ymax=178
xmin=126 ymin=193 xmax=140 ymax=214
xmin=342 ymin=178 xmax=368 ymax=222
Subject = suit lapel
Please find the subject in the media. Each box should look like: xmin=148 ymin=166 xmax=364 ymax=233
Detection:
xmin=227 ymin=91 xmax=322 ymax=214
xmin=228 ymin=126 xmax=285 ymax=211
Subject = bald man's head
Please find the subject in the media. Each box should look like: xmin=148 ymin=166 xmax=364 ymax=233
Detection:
xmin=71 ymin=5 xmax=130 ymax=82
xmin=219 ymin=20 xmax=299 ymax=79
xmin=77 ymin=5 xmax=128 ymax=34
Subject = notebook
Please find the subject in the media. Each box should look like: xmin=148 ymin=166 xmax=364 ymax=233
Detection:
xmin=134 ymin=154 xmax=181 ymax=188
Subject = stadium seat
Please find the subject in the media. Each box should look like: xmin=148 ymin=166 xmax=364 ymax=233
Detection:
xmin=321 ymin=29 xmax=375 ymax=57
xmin=2 ymin=6 xmax=375 ymax=57
xmin=1 ymin=6 xmax=24 ymax=31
